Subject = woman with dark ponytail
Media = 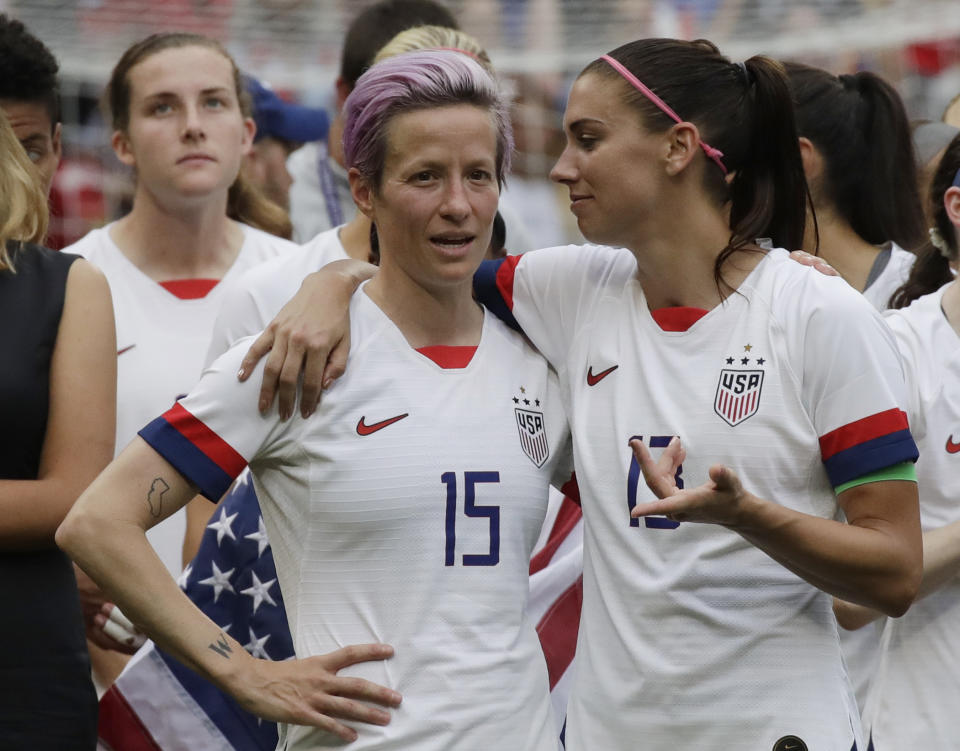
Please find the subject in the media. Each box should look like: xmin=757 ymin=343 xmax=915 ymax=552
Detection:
xmin=238 ymin=37 xmax=922 ymax=750
xmin=61 ymin=32 xmax=298 ymax=688
xmin=786 ymin=63 xmax=926 ymax=309
xmin=836 ymin=132 xmax=960 ymax=749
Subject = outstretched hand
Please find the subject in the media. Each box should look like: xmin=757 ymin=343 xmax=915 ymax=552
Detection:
xmin=233 ymin=643 xmax=401 ymax=742
xmin=629 ymin=437 xmax=752 ymax=527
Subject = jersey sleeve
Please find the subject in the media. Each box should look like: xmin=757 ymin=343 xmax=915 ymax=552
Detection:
xmin=882 ymin=309 xmax=927 ymax=442
xmin=782 ymin=274 xmax=919 ymax=489
xmin=140 ymin=337 xmax=289 ymax=501
xmin=474 ymin=245 xmax=636 ymax=366
xmin=204 ymin=274 xmax=271 ymax=369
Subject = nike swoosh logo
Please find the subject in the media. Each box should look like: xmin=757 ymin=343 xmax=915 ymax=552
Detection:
xmin=947 ymin=435 xmax=960 ymax=454
xmin=357 ymin=413 xmax=409 ymax=436
xmin=586 ymin=364 xmax=618 ymax=386
xmin=117 ymin=344 xmax=136 ymax=356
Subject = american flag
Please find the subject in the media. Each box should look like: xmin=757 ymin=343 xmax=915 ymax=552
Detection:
xmin=97 ymin=475 xmax=583 ymax=750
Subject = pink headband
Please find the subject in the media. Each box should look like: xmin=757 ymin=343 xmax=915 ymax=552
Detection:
xmin=600 ymin=54 xmax=727 ymax=175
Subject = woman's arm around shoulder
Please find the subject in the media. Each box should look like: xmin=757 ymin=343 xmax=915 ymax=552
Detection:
xmin=0 ymin=258 xmax=116 ymax=549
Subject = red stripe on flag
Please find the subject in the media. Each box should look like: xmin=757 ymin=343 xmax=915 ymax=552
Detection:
xmin=163 ymin=402 xmax=247 ymax=477
xmin=495 ymin=255 xmax=522 ymax=311
xmin=537 ymin=576 xmax=583 ymax=689
xmin=819 ymin=408 xmax=909 ymax=460
xmin=530 ymin=496 xmax=583 ymax=575
xmin=98 ymin=686 xmax=162 ymax=751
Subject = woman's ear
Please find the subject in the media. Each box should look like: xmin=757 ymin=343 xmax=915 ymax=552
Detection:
xmin=797 ymin=137 xmax=823 ymax=182
xmin=944 ymin=185 xmax=960 ymax=229
xmin=111 ymin=130 xmax=136 ymax=168
xmin=664 ymin=122 xmax=700 ymax=176
xmin=349 ymin=168 xmax=375 ymax=220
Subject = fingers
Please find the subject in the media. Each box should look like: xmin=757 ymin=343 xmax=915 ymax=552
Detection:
xmin=276 ymin=336 xmax=306 ymax=421
xmin=788 ymin=250 xmax=839 ymax=277
xmin=630 ymin=439 xmax=672 ymax=499
xmin=257 ymin=335 xmax=288 ymax=414
xmin=709 ymin=463 xmax=740 ymax=494
xmin=300 ymin=343 xmax=332 ymax=419
xmin=322 ymin=333 xmax=351 ymax=391
xmin=97 ymin=604 xmax=147 ymax=653
xmin=322 ymin=643 xmax=396 ymax=673
xmin=239 ymin=328 xmax=276 ymax=383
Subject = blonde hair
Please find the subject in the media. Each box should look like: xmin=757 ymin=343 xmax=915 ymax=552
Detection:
xmin=0 ymin=110 xmax=49 ymax=271
xmin=374 ymin=25 xmax=494 ymax=75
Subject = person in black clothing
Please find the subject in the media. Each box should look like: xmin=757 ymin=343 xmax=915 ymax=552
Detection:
xmin=0 ymin=110 xmax=115 ymax=749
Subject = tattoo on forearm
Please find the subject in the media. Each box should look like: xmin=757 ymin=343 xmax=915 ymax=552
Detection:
xmin=146 ymin=477 xmax=170 ymax=518
xmin=209 ymin=631 xmax=233 ymax=659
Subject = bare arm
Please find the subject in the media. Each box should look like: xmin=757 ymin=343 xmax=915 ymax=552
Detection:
xmin=632 ymin=439 xmax=922 ymax=616
xmin=834 ymin=518 xmax=960 ymax=629
xmin=57 ymin=438 xmax=400 ymax=740
xmin=238 ymin=259 xmax=376 ymax=419
xmin=0 ymin=259 xmax=116 ymax=549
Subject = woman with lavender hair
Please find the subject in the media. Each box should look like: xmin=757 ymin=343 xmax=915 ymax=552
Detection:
xmin=57 ymin=50 xmax=570 ymax=750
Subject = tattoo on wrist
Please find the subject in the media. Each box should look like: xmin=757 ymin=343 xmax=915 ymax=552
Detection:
xmin=146 ymin=477 xmax=170 ymax=518
xmin=208 ymin=631 xmax=233 ymax=659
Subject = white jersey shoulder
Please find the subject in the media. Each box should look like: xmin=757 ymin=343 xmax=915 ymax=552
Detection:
xmin=205 ymin=227 xmax=348 ymax=365
xmin=863 ymin=241 xmax=914 ymax=311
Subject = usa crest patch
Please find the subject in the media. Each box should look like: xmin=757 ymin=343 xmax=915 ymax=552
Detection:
xmin=714 ymin=369 xmax=764 ymax=426
xmin=513 ymin=387 xmax=549 ymax=467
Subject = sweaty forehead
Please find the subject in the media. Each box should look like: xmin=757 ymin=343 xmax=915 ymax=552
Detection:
xmin=0 ymin=99 xmax=55 ymax=138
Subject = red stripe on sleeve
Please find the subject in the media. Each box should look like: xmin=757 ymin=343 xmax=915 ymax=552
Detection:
xmin=495 ymin=255 xmax=522 ymax=311
xmin=163 ymin=402 xmax=247 ymax=477
xmin=98 ymin=686 xmax=163 ymax=751
xmin=536 ymin=576 xmax=583 ymax=689
xmin=818 ymin=407 xmax=910 ymax=460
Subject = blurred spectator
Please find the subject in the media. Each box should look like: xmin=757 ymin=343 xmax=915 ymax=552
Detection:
xmin=243 ymin=74 xmax=329 ymax=212
xmin=286 ymin=0 xmax=458 ymax=242
xmin=0 ymin=14 xmax=61 ymax=196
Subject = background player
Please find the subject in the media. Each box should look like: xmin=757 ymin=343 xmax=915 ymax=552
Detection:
xmin=833 ymin=132 xmax=960 ymax=749
xmin=63 ymin=31 xmax=298 ymax=687
xmin=59 ymin=50 xmax=573 ymax=749
xmin=0 ymin=110 xmax=115 ymax=749
xmin=244 ymin=38 xmax=922 ymax=750
xmin=785 ymin=62 xmax=926 ymax=310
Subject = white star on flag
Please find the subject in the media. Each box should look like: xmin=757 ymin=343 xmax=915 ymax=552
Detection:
xmin=244 ymin=626 xmax=271 ymax=659
xmin=198 ymin=561 xmax=236 ymax=603
xmin=177 ymin=563 xmax=193 ymax=590
xmin=240 ymin=571 xmax=277 ymax=614
xmin=207 ymin=507 xmax=239 ymax=546
xmin=244 ymin=515 xmax=270 ymax=557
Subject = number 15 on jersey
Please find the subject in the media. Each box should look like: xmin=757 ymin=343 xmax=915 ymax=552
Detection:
xmin=627 ymin=435 xmax=683 ymax=530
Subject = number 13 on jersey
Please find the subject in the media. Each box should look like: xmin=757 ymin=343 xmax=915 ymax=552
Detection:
xmin=627 ymin=435 xmax=683 ymax=529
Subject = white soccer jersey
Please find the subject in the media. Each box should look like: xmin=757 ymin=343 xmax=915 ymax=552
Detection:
xmin=864 ymin=283 xmax=960 ymax=748
xmin=475 ymin=245 xmax=918 ymax=751
xmin=863 ymin=242 xmax=914 ymax=311
xmin=205 ymin=227 xmax=348 ymax=366
xmin=67 ymin=222 xmax=295 ymax=575
xmin=140 ymin=290 xmax=571 ymax=751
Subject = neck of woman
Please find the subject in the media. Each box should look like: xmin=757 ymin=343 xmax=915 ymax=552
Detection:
xmin=942 ymin=277 xmax=960 ymax=337
xmin=364 ymin=262 xmax=484 ymax=349
xmin=629 ymin=202 xmax=763 ymax=311
xmin=338 ymin=214 xmax=374 ymax=262
xmin=803 ymin=208 xmax=880 ymax=293
xmin=109 ymin=186 xmax=244 ymax=280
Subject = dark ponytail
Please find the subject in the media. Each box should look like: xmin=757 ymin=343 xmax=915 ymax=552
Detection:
xmin=785 ymin=63 xmax=925 ymax=251
xmin=583 ymin=40 xmax=809 ymax=295
xmin=891 ymin=131 xmax=960 ymax=307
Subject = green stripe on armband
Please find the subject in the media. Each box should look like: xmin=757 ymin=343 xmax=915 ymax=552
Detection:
xmin=834 ymin=461 xmax=918 ymax=495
